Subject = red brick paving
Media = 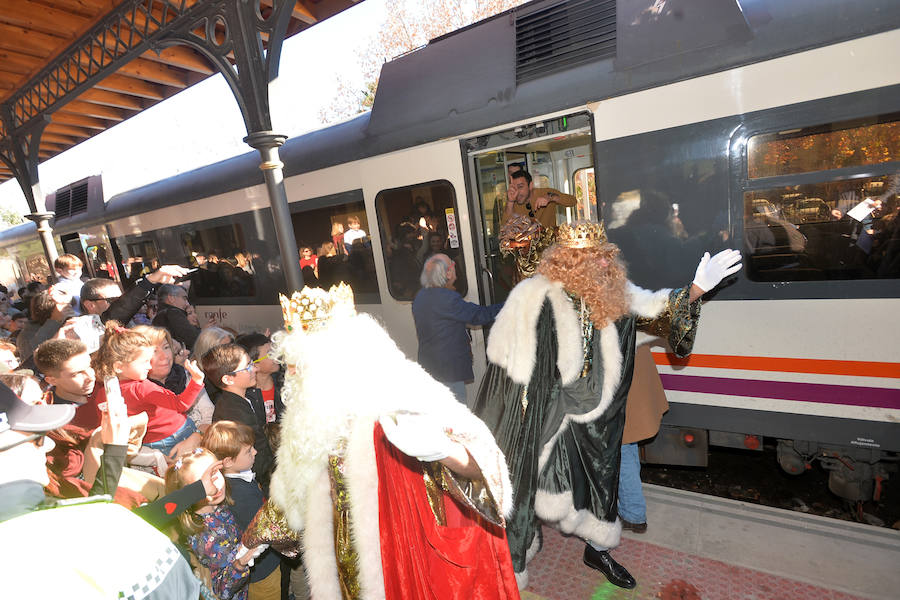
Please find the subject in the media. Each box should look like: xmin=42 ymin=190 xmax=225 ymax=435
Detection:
xmin=523 ymin=526 xmax=867 ymax=600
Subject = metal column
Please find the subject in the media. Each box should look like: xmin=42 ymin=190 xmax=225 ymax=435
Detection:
xmin=0 ymin=111 xmax=58 ymax=281
xmin=245 ymin=132 xmax=303 ymax=291
xmin=157 ymin=0 xmax=304 ymax=292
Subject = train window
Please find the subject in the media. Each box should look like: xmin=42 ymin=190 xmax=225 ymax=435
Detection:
xmin=572 ymin=167 xmax=599 ymax=221
xmin=180 ymin=224 xmax=257 ymax=298
xmin=375 ymin=181 xmax=467 ymax=301
xmin=743 ymin=113 xmax=900 ymax=282
xmin=748 ymin=115 xmax=900 ymax=179
xmin=743 ymin=175 xmax=900 ymax=281
xmin=118 ymin=239 xmax=160 ymax=287
xmin=288 ymin=194 xmax=381 ymax=304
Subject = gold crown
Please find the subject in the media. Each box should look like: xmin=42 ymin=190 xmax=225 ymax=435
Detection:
xmin=279 ymin=283 xmax=356 ymax=332
xmin=556 ymin=220 xmax=607 ymax=248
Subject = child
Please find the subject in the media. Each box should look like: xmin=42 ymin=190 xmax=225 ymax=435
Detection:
xmin=203 ymin=421 xmax=281 ymax=599
xmin=53 ymin=253 xmax=84 ymax=313
xmin=235 ymin=332 xmax=282 ymax=426
xmin=343 ymin=215 xmax=367 ymax=252
xmin=203 ymin=344 xmax=274 ymax=488
xmin=165 ymin=448 xmax=260 ymax=600
xmin=94 ymin=321 xmax=205 ymax=457
xmin=298 ymin=246 xmax=318 ymax=278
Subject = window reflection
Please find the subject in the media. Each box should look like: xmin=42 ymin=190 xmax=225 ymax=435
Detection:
xmin=289 ymin=198 xmax=380 ymax=304
xmin=744 ymin=175 xmax=900 ymax=281
xmin=375 ymin=181 xmax=466 ymax=301
xmin=182 ymin=224 xmax=257 ymax=298
xmin=748 ymin=115 xmax=900 ymax=179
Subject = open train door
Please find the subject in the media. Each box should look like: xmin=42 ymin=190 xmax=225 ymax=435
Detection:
xmin=464 ymin=112 xmax=599 ymax=306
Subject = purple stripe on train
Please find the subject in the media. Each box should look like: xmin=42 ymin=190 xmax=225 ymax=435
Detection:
xmin=659 ymin=374 xmax=900 ymax=410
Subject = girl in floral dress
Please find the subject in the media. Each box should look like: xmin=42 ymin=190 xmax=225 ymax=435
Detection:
xmin=166 ymin=448 xmax=263 ymax=600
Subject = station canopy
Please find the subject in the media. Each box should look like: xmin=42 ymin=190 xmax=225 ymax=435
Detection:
xmin=0 ymin=0 xmax=361 ymax=185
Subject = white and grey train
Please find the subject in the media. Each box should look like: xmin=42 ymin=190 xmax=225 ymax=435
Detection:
xmin=1 ymin=0 xmax=898 ymax=501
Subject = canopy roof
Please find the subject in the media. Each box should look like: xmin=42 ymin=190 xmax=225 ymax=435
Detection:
xmin=0 ymin=0 xmax=360 ymax=184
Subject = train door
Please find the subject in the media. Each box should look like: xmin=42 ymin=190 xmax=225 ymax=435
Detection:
xmin=58 ymin=229 xmax=119 ymax=281
xmin=465 ymin=112 xmax=598 ymax=305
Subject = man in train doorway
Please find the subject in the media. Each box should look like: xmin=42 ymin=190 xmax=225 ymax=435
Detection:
xmin=504 ymin=169 xmax=577 ymax=229
xmin=473 ymin=220 xmax=742 ymax=589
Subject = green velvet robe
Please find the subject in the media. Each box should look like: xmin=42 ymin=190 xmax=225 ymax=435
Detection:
xmin=473 ymin=281 xmax=700 ymax=577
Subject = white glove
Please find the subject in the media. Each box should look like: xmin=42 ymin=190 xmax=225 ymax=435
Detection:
xmin=235 ymin=543 xmax=268 ymax=568
xmin=379 ymin=412 xmax=456 ymax=462
xmin=692 ymin=249 xmax=742 ymax=292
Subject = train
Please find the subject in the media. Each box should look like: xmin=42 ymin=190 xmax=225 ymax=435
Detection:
xmin=0 ymin=0 xmax=898 ymax=502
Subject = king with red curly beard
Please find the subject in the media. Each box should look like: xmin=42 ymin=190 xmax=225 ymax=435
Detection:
xmin=473 ymin=220 xmax=742 ymax=590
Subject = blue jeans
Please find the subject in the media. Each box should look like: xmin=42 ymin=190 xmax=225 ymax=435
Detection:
xmin=617 ymin=442 xmax=647 ymax=524
xmin=446 ymin=381 xmax=467 ymax=404
xmin=145 ymin=417 xmax=197 ymax=457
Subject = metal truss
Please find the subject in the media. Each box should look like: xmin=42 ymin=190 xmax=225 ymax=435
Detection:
xmin=1 ymin=0 xmax=302 ymax=289
xmin=5 ymin=0 xmax=297 ymax=137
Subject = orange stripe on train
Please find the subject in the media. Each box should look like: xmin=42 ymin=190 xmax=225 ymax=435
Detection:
xmin=652 ymin=353 xmax=900 ymax=379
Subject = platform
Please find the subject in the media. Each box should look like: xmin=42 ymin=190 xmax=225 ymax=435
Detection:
xmin=523 ymin=484 xmax=900 ymax=600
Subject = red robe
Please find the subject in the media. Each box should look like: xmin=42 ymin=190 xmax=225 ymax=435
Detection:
xmin=375 ymin=423 xmax=520 ymax=600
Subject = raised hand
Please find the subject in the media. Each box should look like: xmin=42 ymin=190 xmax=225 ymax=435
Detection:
xmin=692 ymin=249 xmax=742 ymax=292
xmin=184 ymin=358 xmax=205 ymax=383
xmin=146 ymin=265 xmax=190 ymax=285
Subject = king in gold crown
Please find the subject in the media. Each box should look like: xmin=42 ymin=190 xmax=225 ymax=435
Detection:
xmin=556 ymin=220 xmax=608 ymax=249
xmin=279 ymin=283 xmax=356 ymax=332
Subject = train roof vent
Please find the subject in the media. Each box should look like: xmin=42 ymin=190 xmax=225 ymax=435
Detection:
xmin=47 ymin=176 xmax=103 ymax=223
xmin=70 ymin=182 xmax=89 ymax=215
xmin=54 ymin=187 xmax=73 ymax=219
xmin=515 ymin=0 xmax=616 ymax=84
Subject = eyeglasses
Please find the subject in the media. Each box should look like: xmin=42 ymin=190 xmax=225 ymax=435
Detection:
xmin=228 ymin=363 xmax=256 ymax=376
xmin=252 ymin=354 xmax=268 ymax=364
xmin=0 ymin=433 xmax=47 ymax=453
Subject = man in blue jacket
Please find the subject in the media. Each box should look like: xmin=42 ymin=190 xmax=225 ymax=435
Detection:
xmin=412 ymin=254 xmax=503 ymax=403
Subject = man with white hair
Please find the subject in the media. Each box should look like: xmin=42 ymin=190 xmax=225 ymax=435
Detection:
xmin=412 ymin=254 xmax=503 ymax=403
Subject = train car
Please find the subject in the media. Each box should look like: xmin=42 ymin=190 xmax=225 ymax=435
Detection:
xmin=1 ymin=0 xmax=898 ymax=501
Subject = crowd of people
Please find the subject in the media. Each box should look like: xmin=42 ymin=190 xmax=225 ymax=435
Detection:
xmin=0 ymin=253 xmax=292 ymax=599
xmin=1 ymin=175 xmax=743 ymax=599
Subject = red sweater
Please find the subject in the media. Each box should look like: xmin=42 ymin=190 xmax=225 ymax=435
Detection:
xmin=94 ymin=378 xmax=203 ymax=443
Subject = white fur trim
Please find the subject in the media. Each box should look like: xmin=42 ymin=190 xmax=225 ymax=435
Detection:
xmin=345 ymin=416 xmax=386 ymax=600
xmin=626 ymin=282 xmax=671 ymax=318
xmin=536 ymin=323 xmax=623 ymax=472
xmin=524 ymin=531 xmax=541 ymax=564
xmin=534 ymin=489 xmax=622 ymax=549
xmin=514 ymin=570 xmax=529 ymax=590
xmin=271 ymin=311 xmax=516 ymax=597
xmin=486 ymin=275 xmax=583 ymax=386
xmin=301 ymin=466 xmax=342 ymax=600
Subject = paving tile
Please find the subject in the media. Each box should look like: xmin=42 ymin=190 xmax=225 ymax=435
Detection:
xmin=523 ymin=526 xmax=868 ymax=600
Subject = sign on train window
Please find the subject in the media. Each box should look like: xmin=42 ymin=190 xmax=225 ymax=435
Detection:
xmin=744 ymin=175 xmax=900 ymax=281
xmin=375 ymin=181 xmax=467 ymax=301
xmin=181 ymin=224 xmax=257 ymax=298
xmin=288 ymin=196 xmax=381 ymax=304
xmin=748 ymin=115 xmax=900 ymax=179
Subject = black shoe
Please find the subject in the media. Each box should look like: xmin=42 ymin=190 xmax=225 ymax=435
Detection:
xmin=583 ymin=545 xmax=637 ymax=589
xmin=621 ymin=518 xmax=648 ymax=534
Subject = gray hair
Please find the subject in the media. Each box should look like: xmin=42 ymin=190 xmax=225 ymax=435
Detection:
xmin=192 ymin=326 xmax=233 ymax=362
xmin=157 ymin=283 xmax=187 ymax=304
xmin=420 ymin=254 xmax=452 ymax=288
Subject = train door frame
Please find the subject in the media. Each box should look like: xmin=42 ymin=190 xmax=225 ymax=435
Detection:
xmin=462 ymin=111 xmax=598 ymax=307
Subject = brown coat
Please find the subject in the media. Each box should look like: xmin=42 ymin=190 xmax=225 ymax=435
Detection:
xmin=506 ymin=187 xmax=576 ymax=229
xmin=623 ymin=345 xmax=669 ymax=444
